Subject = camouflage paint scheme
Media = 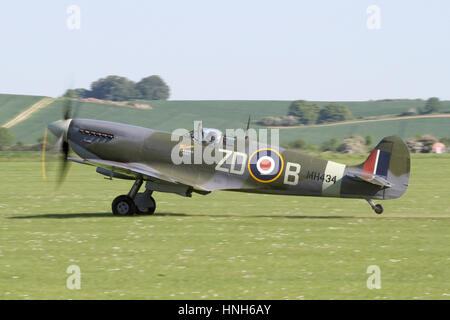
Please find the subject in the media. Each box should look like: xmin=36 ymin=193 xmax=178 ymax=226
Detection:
xmin=63 ymin=119 xmax=410 ymax=202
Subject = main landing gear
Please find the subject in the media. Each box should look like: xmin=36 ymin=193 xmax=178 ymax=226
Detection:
xmin=112 ymin=177 xmax=156 ymax=216
xmin=366 ymin=199 xmax=384 ymax=214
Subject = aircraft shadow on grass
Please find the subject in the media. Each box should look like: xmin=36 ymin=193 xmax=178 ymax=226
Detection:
xmin=9 ymin=213 xmax=449 ymax=220
xmin=9 ymin=212 xmax=365 ymax=220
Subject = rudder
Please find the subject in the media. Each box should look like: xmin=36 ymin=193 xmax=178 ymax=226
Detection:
xmin=361 ymin=136 xmax=410 ymax=199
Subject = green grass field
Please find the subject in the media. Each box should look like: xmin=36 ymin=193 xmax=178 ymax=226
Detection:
xmin=0 ymin=153 xmax=449 ymax=300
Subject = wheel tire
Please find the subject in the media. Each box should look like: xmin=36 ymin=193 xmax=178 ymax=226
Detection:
xmin=374 ymin=204 xmax=384 ymax=214
xmin=136 ymin=196 xmax=156 ymax=215
xmin=112 ymin=195 xmax=136 ymax=216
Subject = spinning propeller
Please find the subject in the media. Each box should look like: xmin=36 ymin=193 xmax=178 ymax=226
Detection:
xmin=42 ymin=91 xmax=78 ymax=186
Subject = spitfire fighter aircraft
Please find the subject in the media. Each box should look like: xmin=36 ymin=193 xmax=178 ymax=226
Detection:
xmin=46 ymin=106 xmax=410 ymax=216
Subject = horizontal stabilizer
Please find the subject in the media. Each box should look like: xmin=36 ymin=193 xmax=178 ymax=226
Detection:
xmin=347 ymin=172 xmax=393 ymax=188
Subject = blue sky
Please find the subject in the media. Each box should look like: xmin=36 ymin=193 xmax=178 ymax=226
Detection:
xmin=0 ymin=0 xmax=449 ymax=100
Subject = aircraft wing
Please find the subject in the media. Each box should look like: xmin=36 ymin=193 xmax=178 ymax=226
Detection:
xmin=69 ymin=157 xmax=189 ymax=187
xmin=69 ymin=157 xmax=243 ymax=193
xmin=346 ymin=172 xmax=393 ymax=188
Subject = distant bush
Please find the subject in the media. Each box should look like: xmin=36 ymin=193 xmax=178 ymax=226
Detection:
xmin=321 ymin=138 xmax=340 ymax=152
xmin=257 ymin=100 xmax=355 ymax=127
xmin=63 ymin=88 xmax=91 ymax=99
xmin=399 ymin=108 xmax=419 ymax=117
xmin=287 ymin=100 xmax=323 ymax=125
xmin=90 ymin=76 xmax=139 ymax=101
xmin=375 ymin=98 xmax=424 ymax=102
xmin=287 ymin=100 xmax=353 ymax=125
xmin=257 ymin=115 xmax=299 ymax=126
xmin=365 ymin=135 xmax=374 ymax=147
xmin=421 ymin=97 xmax=441 ymax=114
xmin=63 ymin=75 xmax=170 ymax=101
xmin=287 ymin=139 xmax=308 ymax=149
xmin=317 ymin=103 xmax=353 ymax=123
xmin=135 ymin=75 xmax=170 ymax=101
xmin=0 ymin=128 xmax=14 ymax=149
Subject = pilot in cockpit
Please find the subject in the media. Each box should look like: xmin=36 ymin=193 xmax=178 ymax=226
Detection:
xmin=190 ymin=128 xmax=223 ymax=145
xmin=202 ymin=128 xmax=222 ymax=144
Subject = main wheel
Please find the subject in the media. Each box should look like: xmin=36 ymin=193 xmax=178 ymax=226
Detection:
xmin=112 ymin=195 xmax=136 ymax=216
xmin=374 ymin=204 xmax=384 ymax=214
xmin=136 ymin=196 xmax=156 ymax=215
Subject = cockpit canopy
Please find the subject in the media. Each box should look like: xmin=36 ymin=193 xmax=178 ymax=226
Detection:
xmin=189 ymin=127 xmax=223 ymax=144
xmin=188 ymin=127 xmax=239 ymax=147
xmin=202 ymin=128 xmax=223 ymax=144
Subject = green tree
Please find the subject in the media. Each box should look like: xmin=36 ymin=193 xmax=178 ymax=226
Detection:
xmin=288 ymin=100 xmax=323 ymax=125
xmin=318 ymin=103 xmax=353 ymax=123
xmin=63 ymin=88 xmax=91 ymax=99
xmin=422 ymin=97 xmax=441 ymax=114
xmin=90 ymin=75 xmax=139 ymax=101
xmin=0 ymin=128 xmax=14 ymax=149
xmin=321 ymin=138 xmax=340 ymax=152
xmin=288 ymin=139 xmax=307 ymax=149
xmin=135 ymin=75 xmax=170 ymax=100
xmin=365 ymin=135 xmax=374 ymax=147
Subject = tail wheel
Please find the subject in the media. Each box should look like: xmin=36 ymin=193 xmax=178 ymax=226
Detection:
xmin=366 ymin=199 xmax=384 ymax=215
xmin=112 ymin=195 xmax=136 ymax=216
xmin=136 ymin=196 xmax=156 ymax=215
xmin=374 ymin=204 xmax=384 ymax=214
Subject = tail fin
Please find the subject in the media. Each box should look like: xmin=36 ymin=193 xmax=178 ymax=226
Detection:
xmin=359 ymin=136 xmax=411 ymax=199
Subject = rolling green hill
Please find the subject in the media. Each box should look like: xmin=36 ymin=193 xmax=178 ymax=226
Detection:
xmin=9 ymin=99 xmax=293 ymax=144
xmin=0 ymin=94 xmax=45 ymax=126
xmin=2 ymin=94 xmax=450 ymax=145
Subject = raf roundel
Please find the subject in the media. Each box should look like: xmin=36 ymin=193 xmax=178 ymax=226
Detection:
xmin=248 ymin=148 xmax=284 ymax=183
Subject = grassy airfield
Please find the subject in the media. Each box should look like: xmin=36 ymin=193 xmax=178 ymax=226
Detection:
xmin=0 ymin=153 xmax=449 ymax=300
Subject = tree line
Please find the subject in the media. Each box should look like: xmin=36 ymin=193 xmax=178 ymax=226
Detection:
xmin=257 ymin=100 xmax=354 ymax=126
xmin=259 ymin=97 xmax=445 ymax=127
xmin=399 ymin=97 xmax=442 ymax=116
xmin=64 ymin=75 xmax=170 ymax=101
